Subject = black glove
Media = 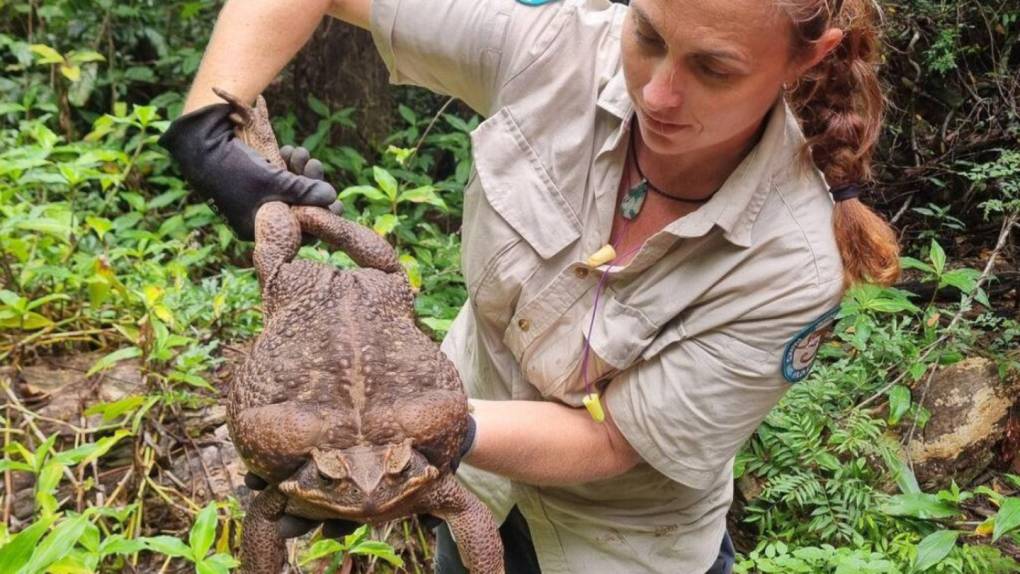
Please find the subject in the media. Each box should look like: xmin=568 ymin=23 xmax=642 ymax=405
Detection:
xmin=158 ymin=104 xmax=338 ymax=240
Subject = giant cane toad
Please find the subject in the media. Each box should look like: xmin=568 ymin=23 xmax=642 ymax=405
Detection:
xmin=217 ymin=89 xmax=503 ymax=574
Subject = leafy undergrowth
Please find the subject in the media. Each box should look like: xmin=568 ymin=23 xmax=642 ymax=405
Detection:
xmin=2 ymin=0 xmax=1020 ymax=572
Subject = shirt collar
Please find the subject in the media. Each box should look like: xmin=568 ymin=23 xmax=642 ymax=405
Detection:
xmin=597 ymin=66 xmax=803 ymax=248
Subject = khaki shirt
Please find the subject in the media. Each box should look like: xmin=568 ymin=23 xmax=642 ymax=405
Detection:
xmin=370 ymin=0 xmax=844 ymax=571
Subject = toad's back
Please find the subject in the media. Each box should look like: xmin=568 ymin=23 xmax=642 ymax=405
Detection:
xmin=230 ymin=259 xmax=462 ymax=449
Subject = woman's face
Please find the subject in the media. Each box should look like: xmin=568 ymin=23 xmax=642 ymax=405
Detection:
xmin=621 ymin=0 xmax=802 ymax=157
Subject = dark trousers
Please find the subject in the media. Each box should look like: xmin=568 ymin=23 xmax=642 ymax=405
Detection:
xmin=434 ymin=506 xmax=735 ymax=574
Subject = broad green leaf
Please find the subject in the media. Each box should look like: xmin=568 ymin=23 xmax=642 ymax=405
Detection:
xmin=398 ymin=185 xmax=448 ymax=210
xmin=338 ymin=185 xmax=387 ymax=203
xmin=0 ymin=312 xmax=53 ymax=330
xmin=30 ymin=44 xmax=64 ymax=65
xmin=300 ymin=539 xmax=344 ymax=565
xmin=86 ymin=346 xmax=142 ymax=377
xmin=67 ymin=50 xmax=105 ymax=65
xmin=0 ymin=515 xmax=57 ymax=572
xmin=169 ymin=371 xmax=215 ymax=391
xmin=55 ymin=430 xmax=132 ymax=466
xmin=16 ymin=218 xmax=71 ymax=242
xmin=144 ymin=535 xmax=192 ymax=559
xmin=189 ymin=503 xmax=218 ymax=559
xmin=929 ymin=240 xmax=946 ymax=275
xmin=880 ymin=493 xmax=958 ymax=519
xmin=133 ymin=105 xmax=158 ymax=126
xmin=939 ymin=269 xmax=979 ymax=294
xmin=373 ymin=214 xmax=399 ymax=236
xmin=59 ymin=64 xmax=80 ymax=82
xmin=420 ymin=317 xmax=453 ymax=335
xmin=84 ymin=395 xmax=145 ymax=421
xmin=992 ymin=497 xmax=1020 ymax=541
xmin=887 ymin=385 xmax=911 ymax=425
xmin=18 ymin=513 xmax=91 ymax=574
xmin=98 ymin=534 xmax=147 ymax=556
xmin=372 ymin=166 xmax=399 ymax=201
xmin=349 ymin=540 xmax=404 ymax=567
xmin=399 ymin=254 xmax=422 ymax=290
xmin=914 ymin=530 xmax=958 ymax=570
xmin=307 ymin=95 xmax=330 ymax=117
xmin=85 ymin=216 xmax=113 ymax=239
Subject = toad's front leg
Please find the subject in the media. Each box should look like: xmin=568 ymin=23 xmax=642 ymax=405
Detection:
xmin=419 ymin=474 xmax=504 ymax=574
xmin=240 ymin=486 xmax=289 ymax=574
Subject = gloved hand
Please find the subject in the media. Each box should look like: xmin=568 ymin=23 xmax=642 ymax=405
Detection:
xmin=158 ymin=104 xmax=338 ymax=240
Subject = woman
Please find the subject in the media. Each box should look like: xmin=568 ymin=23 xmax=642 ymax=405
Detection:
xmin=160 ymin=0 xmax=900 ymax=572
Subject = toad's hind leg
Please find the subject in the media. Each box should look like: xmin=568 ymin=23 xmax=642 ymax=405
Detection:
xmin=291 ymin=205 xmax=399 ymax=273
xmin=240 ymin=486 xmax=288 ymax=574
xmin=420 ymin=475 xmax=504 ymax=574
xmin=253 ymin=201 xmax=301 ymax=313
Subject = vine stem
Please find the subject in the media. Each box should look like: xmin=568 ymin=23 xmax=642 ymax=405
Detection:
xmin=857 ymin=209 xmax=1019 ymax=412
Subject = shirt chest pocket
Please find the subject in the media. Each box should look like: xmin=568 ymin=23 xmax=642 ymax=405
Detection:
xmin=462 ymin=107 xmax=582 ymax=331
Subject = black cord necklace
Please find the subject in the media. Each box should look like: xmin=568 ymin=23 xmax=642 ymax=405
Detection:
xmin=619 ymin=121 xmax=717 ymax=221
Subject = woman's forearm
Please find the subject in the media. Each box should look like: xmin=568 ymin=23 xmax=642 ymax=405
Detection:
xmin=464 ymin=399 xmax=641 ymax=486
xmin=183 ymin=0 xmax=367 ymax=113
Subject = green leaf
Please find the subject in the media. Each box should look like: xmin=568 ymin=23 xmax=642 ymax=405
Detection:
xmin=993 ymin=497 xmax=1020 ymax=541
xmin=0 ymin=312 xmax=53 ymax=330
xmin=880 ymin=493 xmax=958 ymax=519
xmin=887 ymin=385 xmax=911 ymax=425
xmin=85 ymin=216 xmax=113 ymax=239
xmin=372 ymin=166 xmax=399 ymax=201
xmin=914 ymin=530 xmax=958 ymax=571
xmin=349 ymin=540 xmax=404 ymax=567
xmin=0 ymin=516 xmax=57 ymax=572
xmin=98 ymin=535 xmax=147 ymax=557
xmin=30 ymin=44 xmax=64 ymax=65
xmin=299 ymin=539 xmax=344 ymax=565
xmin=398 ymin=185 xmax=448 ymax=210
xmin=900 ymin=256 xmax=935 ymax=275
xmin=86 ymin=346 xmax=141 ymax=377
xmin=399 ymin=254 xmax=422 ymax=290
xmin=55 ymin=430 xmax=132 ymax=466
xmin=929 ymin=240 xmax=946 ymax=275
xmin=338 ymin=185 xmax=387 ymax=203
xmin=67 ymin=50 xmax=105 ymax=65
xmin=18 ymin=513 xmax=91 ymax=574
xmin=307 ymin=95 xmax=330 ymax=117
xmin=939 ymin=269 xmax=979 ymax=294
xmin=189 ymin=503 xmax=218 ymax=559
xmin=169 ymin=371 xmax=215 ymax=391
xmin=84 ymin=396 xmax=145 ymax=421
xmin=59 ymin=64 xmax=81 ymax=82
xmin=373 ymin=214 xmax=399 ymax=236
xmin=143 ymin=535 xmax=192 ymax=559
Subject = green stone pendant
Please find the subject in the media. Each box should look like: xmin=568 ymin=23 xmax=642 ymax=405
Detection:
xmin=620 ymin=179 xmax=648 ymax=220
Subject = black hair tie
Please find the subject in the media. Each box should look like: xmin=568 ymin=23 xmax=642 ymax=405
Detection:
xmin=830 ymin=183 xmax=863 ymax=202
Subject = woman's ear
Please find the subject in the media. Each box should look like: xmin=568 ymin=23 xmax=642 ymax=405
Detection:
xmin=785 ymin=27 xmax=845 ymax=85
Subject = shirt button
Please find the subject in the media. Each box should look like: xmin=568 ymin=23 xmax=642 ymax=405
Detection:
xmin=518 ymin=318 xmax=531 ymax=332
xmin=574 ymin=266 xmax=589 ymax=279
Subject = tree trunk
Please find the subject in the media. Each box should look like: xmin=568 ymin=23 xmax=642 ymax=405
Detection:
xmin=266 ymin=19 xmax=394 ymax=152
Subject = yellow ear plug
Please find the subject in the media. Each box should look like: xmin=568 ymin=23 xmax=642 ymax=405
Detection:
xmin=586 ymin=244 xmax=616 ymax=268
xmin=582 ymin=393 xmax=605 ymax=423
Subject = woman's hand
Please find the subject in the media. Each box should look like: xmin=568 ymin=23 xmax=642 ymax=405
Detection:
xmin=159 ymin=109 xmax=338 ymax=240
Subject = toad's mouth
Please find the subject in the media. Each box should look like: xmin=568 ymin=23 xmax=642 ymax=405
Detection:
xmin=280 ymin=465 xmax=441 ymax=518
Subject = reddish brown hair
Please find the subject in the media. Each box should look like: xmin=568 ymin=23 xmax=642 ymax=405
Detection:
xmin=781 ymin=0 xmax=900 ymax=287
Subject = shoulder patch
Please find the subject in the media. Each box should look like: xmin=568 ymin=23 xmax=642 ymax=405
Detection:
xmin=515 ymin=0 xmax=559 ymax=5
xmin=782 ymin=306 xmax=840 ymax=383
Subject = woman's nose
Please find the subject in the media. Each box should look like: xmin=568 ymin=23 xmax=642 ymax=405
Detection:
xmin=642 ymin=61 xmax=683 ymax=113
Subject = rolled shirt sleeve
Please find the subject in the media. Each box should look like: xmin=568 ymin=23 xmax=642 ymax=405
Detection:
xmin=369 ymin=0 xmax=568 ymax=115
xmin=605 ymin=281 xmax=843 ymax=490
